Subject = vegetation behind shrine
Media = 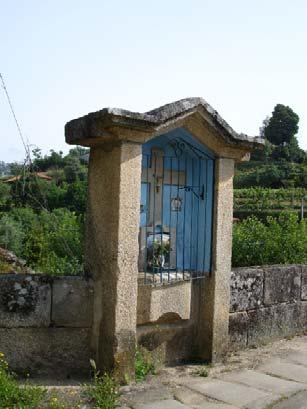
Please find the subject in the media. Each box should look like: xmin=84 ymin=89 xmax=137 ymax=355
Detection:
xmin=0 ymin=104 xmax=306 ymax=271
xmin=0 ymin=148 xmax=87 ymax=275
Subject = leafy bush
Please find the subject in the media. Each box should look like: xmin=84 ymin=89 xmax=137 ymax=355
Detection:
xmin=232 ymin=212 xmax=307 ymax=267
xmin=0 ymin=207 xmax=84 ymax=275
xmin=0 ymin=147 xmax=88 ymax=276
xmin=135 ymin=347 xmax=156 ymax=381
xmin=0 ymin=214 xmax=25 ymax=255
xmin=0 ymin=182 xmax=11 ymax=210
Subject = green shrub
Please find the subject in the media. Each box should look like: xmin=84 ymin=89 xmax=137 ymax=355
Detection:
xmin=135 ymin=347 xmax=156 ymax=381
xmin=0 ymin=207 xmax=84 ymax=276
xmin=0 ymin=182 xmax=11 ymax=210
xmin=233 ymin=212 xmax=307 ymax=267
xmin=0 ymin=214 xmax=24 ymax=255
xmin=193 ymin=366 xmax=209 ymax=377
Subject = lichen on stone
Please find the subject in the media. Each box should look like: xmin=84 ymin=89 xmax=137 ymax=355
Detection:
xmin=1 ymin=277 xmax=39 ymax=314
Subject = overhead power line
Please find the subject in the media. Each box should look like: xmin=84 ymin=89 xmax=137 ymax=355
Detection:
xmin=0 ymin=72 xmax=30 ymax=159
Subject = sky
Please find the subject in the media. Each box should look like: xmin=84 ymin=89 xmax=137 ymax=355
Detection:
xmin=1 ymin=0 xmax=307 ymax=162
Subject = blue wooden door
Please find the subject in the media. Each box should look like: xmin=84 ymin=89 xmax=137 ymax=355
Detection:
xmin=139 ymin=128 xmax=214 ymax=277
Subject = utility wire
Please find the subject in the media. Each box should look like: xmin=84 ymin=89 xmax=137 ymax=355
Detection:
xmin=0 ymin=72 xmax=31 ymax=160
xmin=0 ymin=73 xmax=79 ymax=261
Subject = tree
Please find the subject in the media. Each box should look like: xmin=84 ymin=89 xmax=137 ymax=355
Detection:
xmin=272 ymin=137 xmax=306 ymax=163
xmin=265 ymin=104 xmax=299 ymax=146
xmin=63 ymin=157 xmax=87 ymax=183
xmin=32 ymin=149 xmax=64 ymax=171
xmin=259 ymin=116 xmax=270 ymax=139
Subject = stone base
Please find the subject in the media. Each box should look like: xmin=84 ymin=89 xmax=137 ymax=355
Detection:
xmin=0 ymin=328 xmax=91 ymax=378
xmin=137 ymin=320 xmax=193 ymax=364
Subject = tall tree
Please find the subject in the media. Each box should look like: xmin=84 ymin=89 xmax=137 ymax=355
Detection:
xmin=265 ymin=104 xmax=299 ymax=146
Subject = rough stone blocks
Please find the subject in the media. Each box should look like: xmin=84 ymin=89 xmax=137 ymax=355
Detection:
xmin=263 ymin=265 xmax=301 ymax=305
xmin=228 ymin=312 xmax=248 ymax=350
xmin=248 ymin=303 xmax=301 ymax=347
xmin=52 ymin=277 xmax=93 ymax=327
xmin=230 ymin=268 xmax=263 ymax=312
xmin=301 ymin=265 xmax=307 ymax=300
xmin=0 ymin=274 xmax=51 ymax=327
xmin=0 ymin=327 xmax=91 ymax=377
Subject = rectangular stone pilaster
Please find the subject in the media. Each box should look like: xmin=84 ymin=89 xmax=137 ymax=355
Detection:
xmin=194 ymin=158 xmax=234 ymax=362
xmin=85 ymin=142 xmax=142 ymax=380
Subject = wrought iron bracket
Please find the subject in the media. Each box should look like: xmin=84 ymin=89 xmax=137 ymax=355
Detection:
xmin=179 ymin=184 xmax=205 ymax=200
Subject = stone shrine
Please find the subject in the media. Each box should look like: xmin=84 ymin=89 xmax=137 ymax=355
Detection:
xmin=65 ymin=97 xmax=263 ymax=379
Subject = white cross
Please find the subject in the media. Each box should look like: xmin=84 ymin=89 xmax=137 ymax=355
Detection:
xmin=141 ymin=148 xmax=186 ymax=226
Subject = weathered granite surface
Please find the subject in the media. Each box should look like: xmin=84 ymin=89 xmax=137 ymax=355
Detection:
xmin=229 ymin=265 xmax=307 ymax=350
xmin=0 ymin=274 xmax=93 ymax=376
xmin=263 ymin=265 xmax=301 ymax=305
xmin=137 ymin=281 xmax=191 ymax=325
xmin=230 ymin=268 xmax=263 ymax=312
xmin=0 ymin=275 xmax=51 ymax=327
xmin=65 ymin=97 xmax=264 ymax=149
xmin=247 ymin=303 xmax=302 ymax=346
xmin=0 ymin=328 xmax=91 ymax=377
xmin=0 ymin=264 xmax=307 ymax=375
xmin=52 ymin=277 xmax=93 ymax=327
xmin=137 ymin=320 xmax=193 ymax=364
xmin=301 ymin=265 xmax=307 ymax=300
xmin=228 ymin=311 xmax=248 ymax=349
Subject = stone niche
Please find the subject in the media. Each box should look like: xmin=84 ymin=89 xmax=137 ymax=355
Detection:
xmin=65 ymin=97 xmax=263 ymax=378
xmin=137 ymin=280 xmax=191 ymax=325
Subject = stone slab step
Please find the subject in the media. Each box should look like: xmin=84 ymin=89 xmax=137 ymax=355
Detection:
xmin=123 ymin=386 xmax=173 ymax=408
xmin=258 ymin=360 xmax=307 ymax=384
xmin=219 ymin=369 xmax=305 ymax=395
xmin=182 ymin=379 xmax=279 ymax=409
xmin=193 ymin=403 xmax=240 ymax=409
xmin=174 ymin=387 xmax=238 ymax=408
xmin=271 ymin=390 xmax=307 ymax=409
xmin=282 ymin=350 xmax=307 ymax=367
xmin=134 ymin=399 xmax=191 ymax=409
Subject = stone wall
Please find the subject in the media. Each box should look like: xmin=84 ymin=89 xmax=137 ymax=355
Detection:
xmin=229 ymin=265 xmax=307 ymax=350
xmin=0 ymin=274 xmax=93 ymax=377
xmin=137 ymin=265 xmax=307 ymax=362
xmin=1 ymin=265 xmax=307 ymax=376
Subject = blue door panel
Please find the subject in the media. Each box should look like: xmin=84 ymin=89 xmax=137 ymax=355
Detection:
xmin=140 ymin=128 xmax=215 ymax=274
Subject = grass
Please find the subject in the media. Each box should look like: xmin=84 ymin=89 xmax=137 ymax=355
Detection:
xmin=44 ymin=395 xmax=68 ymax=409
xmin=193 ymin=367 xmax=209 ymax=377
xmin=135 ymin=347 xmax=156 ymax=382
xmin=85 ymin=359 xmax=119 ymax=409
xmin=0 ymin=353 xmax=120 ymax=409
xmin=263 ymin=395 xmax=289 ymax=409
xmin=192 ymin=363 xmax=212 ymax=378
xmin=0 ymin=352 xmax=45 ymax=409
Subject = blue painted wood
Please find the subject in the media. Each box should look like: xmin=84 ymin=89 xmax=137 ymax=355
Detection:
xmin=140 ymin=128 xmax=215 ymax=274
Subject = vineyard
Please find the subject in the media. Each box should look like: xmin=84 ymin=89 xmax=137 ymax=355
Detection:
xmin=234 ymin=188 xmax=307 ymax=219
